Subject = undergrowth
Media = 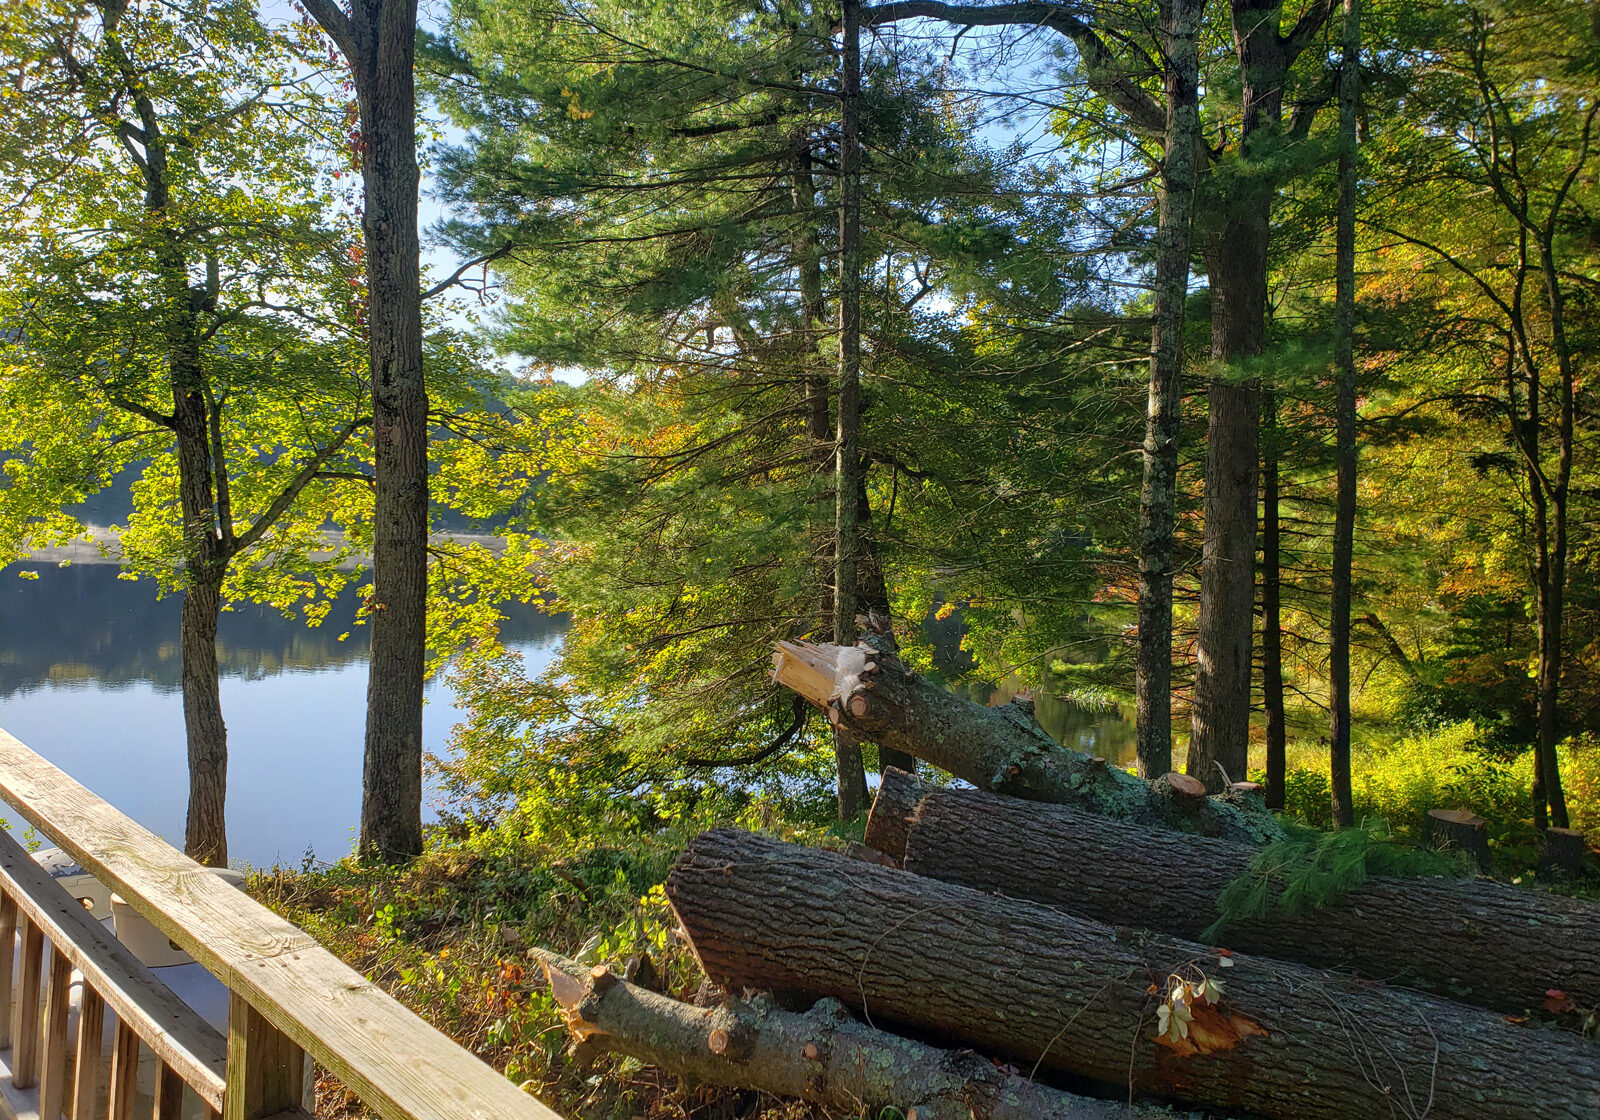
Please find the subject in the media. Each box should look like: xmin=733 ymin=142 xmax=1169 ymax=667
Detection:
xmin=252 ymin=810 xmax=852 ymax=1120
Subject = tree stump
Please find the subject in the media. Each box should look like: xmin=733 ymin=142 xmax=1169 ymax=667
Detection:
xmin=1541 ymin=828 xmax=1590 ymax=876
xmin=1427 ymin=808 xmax=1490 ymax=870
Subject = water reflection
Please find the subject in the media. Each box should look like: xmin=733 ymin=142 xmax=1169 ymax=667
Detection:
xmin=924 ymin=604 xmax=1136 ymax=766
xmin=0 ymin=564 xmax=567 ymax=867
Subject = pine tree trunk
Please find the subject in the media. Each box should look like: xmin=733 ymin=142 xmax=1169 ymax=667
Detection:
xmin=301 ymin=0 xmax=427 ymax=864
xmin=772 ymin=639 xmax=1282 ymax=842
xmin=867 ymin=770 xmax=1600 ymax=1016
xmin=308 ymin=0 xmax=428 ymax=865
xmin=1260 ymin=389 xmax=1285 ymax=807
xmin=833 ymin=0 xmax=863 ymax=649
xmin=830 ymin=0 xmax=869 ymax=820
xmin=1135 ymin=0 xmax=1201 ymax=780
xmin=668 ymin=829 xmax=1600 ymax=1120
xmin=1329 ymin=0 xmax=1360 ymax=829
xmin=1188 ymin=15 xmax=1299 ymax=794
xmin=1535 ymin=238 xmax=1575 ymax=831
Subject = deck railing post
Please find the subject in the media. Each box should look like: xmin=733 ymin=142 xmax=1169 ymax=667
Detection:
xmin=12 ymin=916 xmax=44 ymax=1089
xmin=38 ymin=943 xmax=73 ymax=1118
xmin=0 ymin=894 xmax=15 ymax=1050
xmin=224 ymin=992 xmax=307 ymax=1120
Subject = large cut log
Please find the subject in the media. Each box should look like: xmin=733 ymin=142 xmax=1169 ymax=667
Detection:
xmin=772 ymin=638 xmax=1281 ymax=843
xmin=533 ymin=950 xmax=1170 ymax=1120
xmin=667 ymin=829 xmax=1600 ymax=1120
xmin=866 ymin=769 xmax=1600 ymax=1016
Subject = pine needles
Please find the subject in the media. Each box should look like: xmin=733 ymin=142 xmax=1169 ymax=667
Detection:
xmin=1204 ymin=821 xmax=1472 ymax=941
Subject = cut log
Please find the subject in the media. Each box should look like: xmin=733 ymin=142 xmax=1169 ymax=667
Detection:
xmin=866 ymin=769 xmax=1600 ymax=1015
xmin=532 ymin=949 xmax=1170 ymax=1120
xmin=668 ymin=829 xmax=1600 ymax=1120
xmin=1541 ymin=828 xmax=1591 ymax=875
xmin=1427 ymin=807 xmax=1491 ymax=870
xmin=772 ymin=639 xmax=1282 ymax=843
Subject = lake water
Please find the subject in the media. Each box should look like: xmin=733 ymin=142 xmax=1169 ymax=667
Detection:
xmin=0 ymin=565 xmax=1134 ymax=867
xmin=0 ymin=564 xmax=566 ymax=868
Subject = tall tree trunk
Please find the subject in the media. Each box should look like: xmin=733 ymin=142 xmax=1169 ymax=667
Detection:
xmin=831 ymin=0 xmax=869 ymax=820
xmin=179 ymin=564 xmax=228 ymax=866
xmin=359 ymin=10 xmax=427 ymax=865
xmin=303 ymin=0 xmax=427 ymax=864
xmin=124 ymin=53 xmax=232 ymax=867
xmin=171 ymin=328 xmax=229 ymax=868
xmin=1329 ymin=0 xmax=1360 ymax=829
xmin=1534 ymin=237 xmax=1577 ymax=831
xmin=1259 ymin=389 xmax=1285 ymax=808
xmin=833 ymin=0 xmax=863 ymax=648
xmin=1134 ymin=0 xmax=1201 ymax=780
xmin=1189 ymin=9 xmax=1302 ymax=793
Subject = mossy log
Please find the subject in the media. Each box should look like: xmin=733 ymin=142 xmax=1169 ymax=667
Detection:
xmin=866 ymin=769 xmax=1600 ymax=1016
xmin=532 ymin=950 xmax=1160 ymax=1120
xmin=668 ymin=828 xmax=1600 ymax=1120
xmin=771 ymin=638 xmax=1281 ymax=843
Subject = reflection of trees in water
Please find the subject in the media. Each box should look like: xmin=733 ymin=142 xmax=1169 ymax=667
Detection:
xmin=924 ymin=603 xmax=1136 ymax=766
xmin=0 ymin=565 xmax=565 ymax=696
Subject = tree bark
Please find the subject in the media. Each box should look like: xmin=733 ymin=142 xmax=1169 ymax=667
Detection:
xmin=771 ymin=638 xmax=1283 ymax=842
xmin=1329 ymin=0 xmax=1360 ymax=829
xmin=668 ymin=829 xmax=1600 ymax=1120
xmin=1189 ymin=2 xmax=1329 ymax=794
xmin=125 ymin=54 xmax=231 ymax=867
xmin=534 ymin=951 xmax=1160 ymax=1120
xmin=180 ymin=567 xmax=228 ymax=867
xmin=866 ymin=771 xmax=1600 ymax=1015
xmin=1260 ymin=389 xmax=1285 ymax=809
xmin=303 ymin=0 xmax=427 ymax=865
xmin=833 ymin=0 xmax=863 ymax=650
xmin=1135 ymin=0 xmax=1201 ymax=781
xmin=829 ymin=1 xmax=871 ymax=820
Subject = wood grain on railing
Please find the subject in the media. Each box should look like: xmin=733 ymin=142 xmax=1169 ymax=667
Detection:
xmin=0 ymin=823 xmax=227 ymax=1108
xmin=0 ymin=728 xmax=564 ymax=1120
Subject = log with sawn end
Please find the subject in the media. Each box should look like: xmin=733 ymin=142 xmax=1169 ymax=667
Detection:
xmin=772 ymin=638 xmax=1281 ymax=844
xmin=667 ymin=828 xmax=1600 ymax=1120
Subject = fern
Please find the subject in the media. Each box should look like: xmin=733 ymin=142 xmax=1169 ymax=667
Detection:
xmin=1204 ymin=821 xmax=1471 ymax=941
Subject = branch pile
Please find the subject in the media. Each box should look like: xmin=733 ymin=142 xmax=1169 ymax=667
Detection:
xmin=530 ymin=639 xmax=1599 ymax=1119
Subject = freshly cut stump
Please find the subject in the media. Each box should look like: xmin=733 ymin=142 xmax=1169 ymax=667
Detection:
xmin=865 ymin=769 xmax=1600 ymax=1015
xmin=667 ymin=828 xmax=1600 ymax=1120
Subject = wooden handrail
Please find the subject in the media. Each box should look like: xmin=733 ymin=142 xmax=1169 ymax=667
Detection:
xmin=0 ymin=728 xmax=564 ymax=1120
xmin=0 ymin=825 xmax=226 ymax=1108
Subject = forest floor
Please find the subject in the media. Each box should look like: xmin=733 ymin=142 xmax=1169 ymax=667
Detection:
xmin=252 ymin=750 xmax=1599 ymax=1120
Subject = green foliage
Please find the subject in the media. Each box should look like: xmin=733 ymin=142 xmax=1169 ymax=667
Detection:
xmin=1205 ymin=820 xmax=1471 ymax=941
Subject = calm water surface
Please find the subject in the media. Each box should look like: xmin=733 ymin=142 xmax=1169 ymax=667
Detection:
xmin=0 ymin=564 xmax=566 ymax=868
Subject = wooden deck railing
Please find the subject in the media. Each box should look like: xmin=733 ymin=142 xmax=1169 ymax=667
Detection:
xmin=0 ymin=728 xmax=565 ymax=1120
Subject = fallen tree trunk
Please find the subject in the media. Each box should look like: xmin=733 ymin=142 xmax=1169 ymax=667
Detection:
xmin=668 ymin=829 xmax=1600 ymax=1120
xmin=533 ymin=950 xmax=1165 ymax=1120
xmin=865 ymin=769 xmax=1600 ymax=1016
xmin=772 ymin=639 xmax=1281 ymax=843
